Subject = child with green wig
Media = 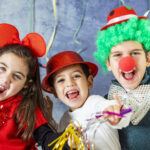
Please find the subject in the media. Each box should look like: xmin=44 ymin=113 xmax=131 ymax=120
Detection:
xmin=94 ymin=6 xmax=150 ymax=150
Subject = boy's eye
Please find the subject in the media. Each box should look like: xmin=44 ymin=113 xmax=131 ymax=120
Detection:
xmin=0 ymin=66 xmax=6 ymax=72
xmin=73 ymin=74 xmax=81 ymax=79
xmin=112 ymin=53 xmax=121 ymax=57
xmin=131 ymin=51 xmax=140 ymax=56
xmin=57 ymin=78 xmax=64 ymax=83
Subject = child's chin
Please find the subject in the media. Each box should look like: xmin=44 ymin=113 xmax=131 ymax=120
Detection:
xmin=121 ymin=81 xmax=139 ymax=90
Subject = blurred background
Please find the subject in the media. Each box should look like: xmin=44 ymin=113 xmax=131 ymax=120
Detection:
xmin=0 ymin=0 xmax=149 ymax=124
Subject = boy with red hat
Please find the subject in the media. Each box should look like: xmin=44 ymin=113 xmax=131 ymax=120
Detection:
xmin=94 ymin=6 xmax=150 ymax=150
xmin=42 ymin=51 xmax=131 ymax=150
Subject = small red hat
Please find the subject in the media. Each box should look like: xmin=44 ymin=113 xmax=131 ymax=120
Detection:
xmin=101 ymin=6 xmax=148 ymax=31
xmin=42 ymin=51 xmax=98 ymax=93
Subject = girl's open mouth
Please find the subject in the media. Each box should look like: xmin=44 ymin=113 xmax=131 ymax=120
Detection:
xmin=0 ymin=85 xmax=7 ymax=94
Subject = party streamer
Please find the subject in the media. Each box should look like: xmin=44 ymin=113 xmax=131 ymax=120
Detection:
xmin=30 ymin=0 xmax=35 ymax=32
xmin=73 ymin=0 xmax=86 ymax=54
xmin=119 ymin=0 xmax=125 ymax=6
xmin=46 ymin=0 xmax=57 ymax=62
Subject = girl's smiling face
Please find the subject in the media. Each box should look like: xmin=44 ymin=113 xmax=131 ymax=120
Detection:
xmin=53 ymin=64 xmax=93 ymax=111
xmin=0 ymin=52 xmax=29 ymax=101
xmin=106 ymin=41 xmax=150 ymax=90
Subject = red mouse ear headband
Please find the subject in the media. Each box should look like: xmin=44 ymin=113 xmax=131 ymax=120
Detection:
xmin=0 ymin=23 xmax=46 ymax=57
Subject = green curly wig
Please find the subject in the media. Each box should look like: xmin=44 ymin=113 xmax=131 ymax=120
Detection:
xmin=94 ymin=17 xmax=150 ymax=73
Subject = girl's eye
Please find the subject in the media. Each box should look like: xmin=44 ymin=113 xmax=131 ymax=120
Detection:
xmin=0 ymin=66 xmax=6 ymax=72
xmin=13 ymin=74 xmax=22 ymax=80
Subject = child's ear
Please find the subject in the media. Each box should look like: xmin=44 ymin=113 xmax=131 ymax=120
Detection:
xmin=88 ymin=75 xmax=94 ymax=90
xmin=23 ymin=80 xmax=33 ymax=89
xmin=106 ymin=60 xmax=112 ymax=71
xmin=23 ymin=85 xmax=28 ymax=89
xmin=146 ymin=51 xmax=150 ymax=67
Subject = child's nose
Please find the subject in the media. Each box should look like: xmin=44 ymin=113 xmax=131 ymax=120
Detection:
xmin=119 ymin=56 xmax=135 ymax=72
xmin=2 ymin=73 xmax=11 ymax=84
xmin=66 ymin=78 xmax=75 ymax=87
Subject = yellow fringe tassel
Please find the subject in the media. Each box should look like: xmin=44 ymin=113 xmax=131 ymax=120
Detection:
xmin=48 ymin=121 xmax=85 ymax=150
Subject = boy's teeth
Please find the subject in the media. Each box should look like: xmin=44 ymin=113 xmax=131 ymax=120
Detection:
xmin=67 ymin=91 xmax=79 ymax=99
xmin=68 ymin=91 xmax=74 ymax=94
xmin=124 ymin=70 xmax=133 ymax=73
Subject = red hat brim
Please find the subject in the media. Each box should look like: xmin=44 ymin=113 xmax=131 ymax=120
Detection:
xmin=101 ymin=16 xmax=148 ymax=31
xmin=42 ymin=61 xmax=98 ymax=93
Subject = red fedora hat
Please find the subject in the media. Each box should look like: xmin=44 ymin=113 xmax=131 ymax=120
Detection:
xmin=42 ymin=51 xmax=98 ymax=93
xmin=101 ymin=6 xmax=148 ymax=31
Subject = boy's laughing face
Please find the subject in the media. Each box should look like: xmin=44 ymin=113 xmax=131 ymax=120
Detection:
xmin=106 ymin=41 xmax=150 ymax=90
xmin=53 ymin=64 xmax=93 ymax=111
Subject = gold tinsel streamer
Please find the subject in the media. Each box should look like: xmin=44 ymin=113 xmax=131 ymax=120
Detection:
xmin=48 ymin=121 xmax=85 ymax=150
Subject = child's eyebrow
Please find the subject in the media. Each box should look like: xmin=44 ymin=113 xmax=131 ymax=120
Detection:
xmin=110 ymin=48 xmax=144 ymax=54
xmin=0 ymin=62 xmax=7 ymax=67
xmin=110 ymin=51 xmax=120 ymax=54
xmin=15 ymin=72 xmax=25 ymax=78
xmin=131 ymin=49 xmax=144 ymax=51
xmin=0 ymin=62 xmax=25 ymax=78
xmin=74 ymin=70 xmax=82 ymax=73
xmin=73 ymin=70 xmax=83 ymax=74
xmin=54 ymin=74 xmax=63 ymax=79
xmin=110 ymin=51 xmax=121 ymax=56
xmin=55 ymin=69 xmax=83 ymax=79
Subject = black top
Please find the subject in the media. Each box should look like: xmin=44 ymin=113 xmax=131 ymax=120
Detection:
xmin=33 ymin=124 xmax=70 ymax=150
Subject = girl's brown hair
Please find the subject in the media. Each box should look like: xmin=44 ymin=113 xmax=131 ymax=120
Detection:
xmin=0 ymin=44 xmax=55 ymax=142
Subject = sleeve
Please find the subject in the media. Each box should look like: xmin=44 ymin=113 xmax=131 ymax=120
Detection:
xmin=58 ymin=111 xmax=70 ymax=132
xmin=33 ymin=124 xmax=70 ymax=150
xmin=93 ymin=96 xmax=131 ymax=129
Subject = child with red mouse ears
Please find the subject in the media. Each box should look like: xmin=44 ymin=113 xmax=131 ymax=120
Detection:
xmin=94 ymin=6 xmax=150 ymax=150
xmin=42 ymin=51 xmax=131 ymax=150
xmin=0 ymin=23 xmax=70 ymax=150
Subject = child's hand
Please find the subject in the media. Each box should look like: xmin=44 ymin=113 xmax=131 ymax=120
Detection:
xmin=103 ymin=93 xmax=123 ymax=125
xmin=67 ymin=123 xmax=83 ymax=148
xmin=43 ymin=95 xmax=53 ymax=109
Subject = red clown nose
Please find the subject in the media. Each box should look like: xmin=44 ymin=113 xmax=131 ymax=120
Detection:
xmin=119 ymin=56 xmax=135 ymax=72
